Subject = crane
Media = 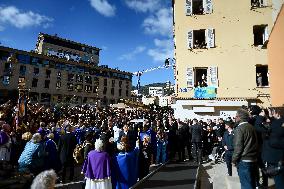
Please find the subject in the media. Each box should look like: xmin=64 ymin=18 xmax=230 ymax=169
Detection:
xmin=132 ymin=58 xmax=175 ymax=95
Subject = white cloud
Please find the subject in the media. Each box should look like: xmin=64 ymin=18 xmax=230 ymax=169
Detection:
xmin=142 ymin=8 xmax=172 ymax=37
xmin=119 ymin=46 xmax=146 ymax=61
xmin=0 ymin=6 xmax=53 ymax=30
xmin=148 ymin=38 xmax=173 ymax=62
xmin=124 ymin=0 xmax=161 ymax=13
xmin=89 ymin=0 xmax=116 ymax=17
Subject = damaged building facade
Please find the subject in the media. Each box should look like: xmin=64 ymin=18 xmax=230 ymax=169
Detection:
xmin=0 ymin=33 xmax=132 ymax=106
xmin=172 ymin=0 xmax=284 ymax=119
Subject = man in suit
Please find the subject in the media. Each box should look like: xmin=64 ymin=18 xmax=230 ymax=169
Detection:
xmin=190 ymin=118 xmax=203 ymax=163
xmin=58 ymin=124 xmax=77 ymax=183
xmin=118 ymin=124 xmax=136 ymax=151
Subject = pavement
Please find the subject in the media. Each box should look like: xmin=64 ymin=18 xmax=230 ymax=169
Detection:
xmin=199 ymin=160 xmax=276 ymax=189
xmin=133 ymin=161 xmax=198 ymax=189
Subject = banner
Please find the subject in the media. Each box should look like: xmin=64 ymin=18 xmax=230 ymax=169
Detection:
xmin=194 ymin=87 xmax=216 ymax=99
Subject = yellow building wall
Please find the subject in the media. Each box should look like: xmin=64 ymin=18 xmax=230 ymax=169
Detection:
xmin=174 ymin=0 xmax=274 ymax=106
xmin=268 ymin=6 xmax=284 ymax=107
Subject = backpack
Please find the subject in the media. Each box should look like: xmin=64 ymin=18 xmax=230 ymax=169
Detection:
xmin=73 ymin=141 xmax=92 ymax=164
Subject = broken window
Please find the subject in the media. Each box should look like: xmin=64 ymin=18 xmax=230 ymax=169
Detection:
xmin=253 ymin=25 xmax=268 ymax=46
xmin=251 ymin=0 xmax=267 ymax=8
xmin=194 ymin=68 xmax=208 ymax=87
xmin=185 ymin=0 xmax=213 ymax=16
xmin=188 ymin=29 xmax=215 ymax=49
xmin=256 ymin=65 xmax=269 ymax=87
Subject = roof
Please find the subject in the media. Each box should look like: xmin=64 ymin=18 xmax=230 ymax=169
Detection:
xmin=269 ymin=3 xmax=284 ymax=40
xmin=38 ymin=32 xmax=101 ymax=51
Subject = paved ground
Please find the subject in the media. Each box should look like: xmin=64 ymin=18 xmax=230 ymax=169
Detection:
xmin=134 ymin=161 xmax=198 ymax=189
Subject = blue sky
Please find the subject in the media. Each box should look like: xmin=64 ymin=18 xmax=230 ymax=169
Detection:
xmin=0 ymin=0 xmax=174 ymax=86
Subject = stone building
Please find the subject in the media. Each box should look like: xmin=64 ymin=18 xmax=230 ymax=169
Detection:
xmin=0 ymin=33 xmax=132 ymax=106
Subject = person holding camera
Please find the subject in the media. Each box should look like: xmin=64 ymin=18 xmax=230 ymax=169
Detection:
xmin=255 ymin=108 xmax=284 ymax=189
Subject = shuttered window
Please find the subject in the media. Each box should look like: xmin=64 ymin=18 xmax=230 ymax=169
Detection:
xmin=186 ymin=67 xmax=194 ymax=87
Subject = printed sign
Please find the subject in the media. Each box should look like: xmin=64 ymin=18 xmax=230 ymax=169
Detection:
xmin=194 ymin=87 xmax=216 ymax=98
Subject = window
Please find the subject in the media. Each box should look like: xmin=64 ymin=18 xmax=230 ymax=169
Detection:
xmin=94 ymin=77 xmax=99 ymax=84
xmin=104 ymin=79 xmax=108 ymax=86
xmin=46 ymin=70 xmax=51 ymax=78
xmin=119 ymin=89 xmax=122 ymax=96
xmin=185 ymin=0 xmax=213 ymax=16
xmin=76 ymin=74 xmax=83 ymax=82
xmin=194 ymin=68 xmax=208 ymax=87
xmin=68 ymin=74 xmax=75 ymax=82
xmin=103 ymin=87 xmax=107 ymax=95
xmin=18 ymin=77 xmax=25 ymax=84
xmin=85 ymin=85 xmax=92 ymax=93
xmin=93 ymin=86 xmax=98 ymax=93
xmin=186 ymin=66 xmax=218 ymax=88
xmin=4 ymin=63 xmax=11 ymax=71
xmin=41 ymin=93 xmax=51 ymax=103
xmin=85 ymin=76 xmax=92 ymax=84
xmin=251 ymin=0 xmax=267 ymax=8
xmin=57 ymin=71 xmax=61 ymax=80
xmin=34 ymin=67 xmax=39 ymax=76
xmin=75 ymin=84 xmax=83 ymax=92
xmin=256 ymin=65 xmax=269 ymax=87
xmin=112 ymin=80 xmax=115 ymax=87
xmin=67 ymin=83 xmax=74 ymax=91
xmin=2 ymin=76 xmax=10 ymax=85
xmin=187 ymin=29 xmax=215 ymax=49
xmin=19 ymin=65 xmax=26 ymax=75
xmin=126 ymin=90 xmax=129 ymax=97
xmin=119 ymin=81 xmax=122 ymax=88
xmin=253 ymin=25 xmax=268 ymax=46
xmin=56 ymin=81 xmax=61 ymax=89
xmin=111 ymin=88 xmax=114 ymax=95
xmin=44 ymin=80 xmax=50 ymax=88
xmin=32 ymin=78 xmax=38 ymax=88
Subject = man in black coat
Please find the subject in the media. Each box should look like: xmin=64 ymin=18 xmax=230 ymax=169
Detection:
xmin=190 ymin=118 xmax=203 ymax=163
xmin=58 ymin=125 xmax=77 ymax=183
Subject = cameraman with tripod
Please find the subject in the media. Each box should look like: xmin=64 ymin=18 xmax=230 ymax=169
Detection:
xmin=255 ymin=107 xmax=284 ymax=189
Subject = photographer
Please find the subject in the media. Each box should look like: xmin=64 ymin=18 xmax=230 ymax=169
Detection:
xmin=255 ymin=107 xmax=284 ymax=189
xmin=249 ymin=105 xmax=268 ymax=188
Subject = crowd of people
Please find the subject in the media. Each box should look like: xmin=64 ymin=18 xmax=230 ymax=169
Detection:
xmin=0 ymin=101 xmax=283 ymax=189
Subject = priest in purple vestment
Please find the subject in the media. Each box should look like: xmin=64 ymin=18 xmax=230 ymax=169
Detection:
xmin=82 ymin=139 xmax=112 ymax=189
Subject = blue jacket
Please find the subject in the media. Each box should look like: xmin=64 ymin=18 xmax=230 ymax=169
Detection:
xmin=18 ymin=141 xmax=45 ymax=173
xmin=222 ymin=130 xmax=234 ymax=151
